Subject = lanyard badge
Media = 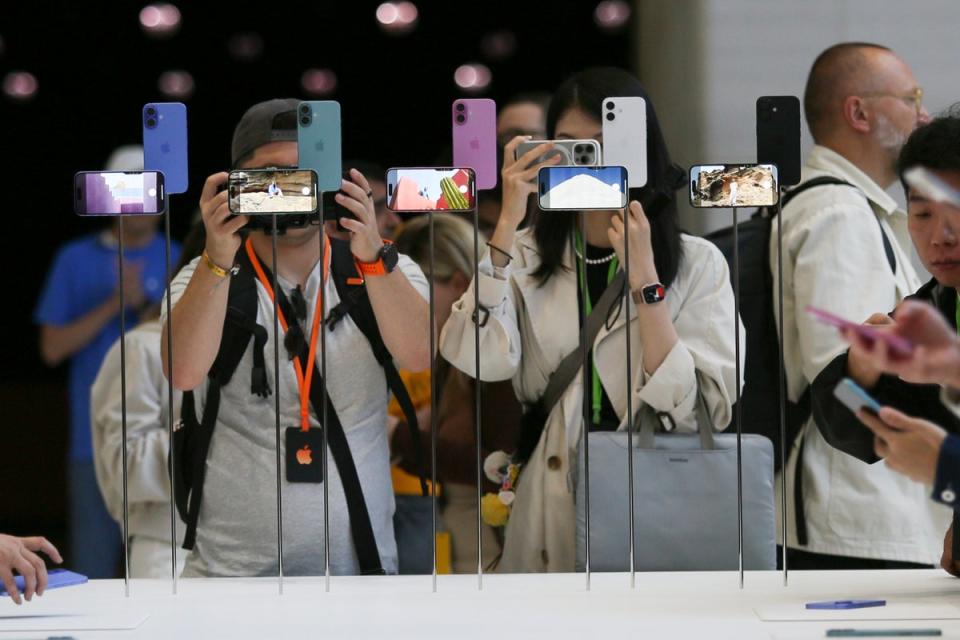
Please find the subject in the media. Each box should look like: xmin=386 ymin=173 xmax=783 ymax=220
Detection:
xmin=245 ymin=238 xmax=329 ymax=484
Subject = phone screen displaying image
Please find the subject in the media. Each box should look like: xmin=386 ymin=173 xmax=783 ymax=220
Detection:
xmin=386 ymin=168 xmax=476 ymax=212
xmin=538 ymin=166 xmax=628 ymax=211
xmin=228 ymin=169 xmax=319 ymax=215
xmin=689 ymin=164 xmax=779 ymax=208
xmin=75 ymin=171 xmax=164 ymax=216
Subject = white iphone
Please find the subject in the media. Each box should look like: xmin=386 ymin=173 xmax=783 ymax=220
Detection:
xmin=602 ymin=96 xmax=647 ymax=189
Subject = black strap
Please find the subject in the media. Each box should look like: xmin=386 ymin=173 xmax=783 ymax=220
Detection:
xmin=326 ymin=238 xmax=429 ymax=497
xmin=778 ymin=176 xmax=896 ymax=274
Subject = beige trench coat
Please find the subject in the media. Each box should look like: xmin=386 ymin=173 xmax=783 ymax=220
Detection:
xmin=439 ymin=229 xmax=744 ymax=572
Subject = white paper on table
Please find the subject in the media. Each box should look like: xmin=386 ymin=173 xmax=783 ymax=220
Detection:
xmin=0 ymin=609 xmax=148 ymax=632
xmin=755 ymin=602 xmax=960 ymax=622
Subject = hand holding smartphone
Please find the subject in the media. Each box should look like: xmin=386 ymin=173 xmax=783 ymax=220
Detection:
xmin=806 ymin=306 xmax=914 ymax=358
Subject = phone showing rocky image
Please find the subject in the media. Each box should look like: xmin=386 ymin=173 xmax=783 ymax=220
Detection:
xmin=386 ymin=168 xmax=476 ymax=212
xmin=537 ymin=166 xmax=628 ymax=211
xmin=228 ymin=168 xmax=319 ymax=215
xmin=74 ymin=171 xmax=165 ymax=216
xmin=689 ymin=164 xmax=779 ymax=208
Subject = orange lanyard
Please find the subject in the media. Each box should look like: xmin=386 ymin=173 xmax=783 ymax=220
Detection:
xmin=244 ymin=237 xmax=330 ymax=432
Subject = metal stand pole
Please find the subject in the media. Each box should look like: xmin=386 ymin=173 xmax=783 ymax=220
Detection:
xmin=624 ymin=207 xmax=635 ymax=587
xmin=118 ymin=216 xmax=131 ymax=597
xmin=580 ymin=212 xmax=592 ymax=591
xmin=270 ymin=215 xmax=285 ymax=595
xmin=163 ymin=204 xmax=178 ymax=593
xmin=320 ymin=211 xmax=331 ymax=592
xmin=473 ymin=209 xmax=483 ymax=590
xmin=429 ymin=213 xmax=438 ymax=593
xmin=733 ymin=207 xmax=744 ymax=589
xmin=776 ymin=191 xmax=789 ymax=586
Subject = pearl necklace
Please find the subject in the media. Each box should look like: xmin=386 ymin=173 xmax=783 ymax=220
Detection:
xmin=574 ymin=246 xmax=617 ymax=265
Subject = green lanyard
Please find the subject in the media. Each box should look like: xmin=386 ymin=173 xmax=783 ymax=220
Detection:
xmin=574 ymin=230 xmax=619 ymax=425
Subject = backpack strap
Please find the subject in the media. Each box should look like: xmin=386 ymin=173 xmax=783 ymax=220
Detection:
xmin=175 ymin=247 xmax=264 ymax=550
xmin=779 ymin=176 xmax=896 ymax=275
xmin=327 ymin=238 xmax=429 ymax=497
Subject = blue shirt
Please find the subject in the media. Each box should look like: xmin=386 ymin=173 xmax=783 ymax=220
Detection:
xmin=34 ymin=232 xmax=180 ymax=461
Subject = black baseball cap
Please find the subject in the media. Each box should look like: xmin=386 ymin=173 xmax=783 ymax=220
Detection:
xmin=230 ymin=98 xmax=301 ymax=166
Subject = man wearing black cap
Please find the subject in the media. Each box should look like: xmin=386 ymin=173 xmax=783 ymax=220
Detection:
xmin=161 ymin=99 xmax=431 ymax=576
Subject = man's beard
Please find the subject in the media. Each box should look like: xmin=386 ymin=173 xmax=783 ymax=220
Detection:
xmin=874 ymin=113 xmax=911 ymax=168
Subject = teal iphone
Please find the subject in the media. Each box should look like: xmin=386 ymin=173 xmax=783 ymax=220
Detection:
xmin=297 ymin=101 xmax=342 ymax=193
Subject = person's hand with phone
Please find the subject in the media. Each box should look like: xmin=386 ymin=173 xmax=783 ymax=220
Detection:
xmin=608 ymin=200 xmax=656 ymax=290
xmin=0 ymin=534 xmax=63 ymax=605
xmin=855 ymin=406 xmax=947 ymax=486
xmin=874 ymin=301 xmax=960 ymax=387
xmin=200 ymin=172 xmax=248 ymax=269
xmin=488 ymin=136 xmax=560 ymax=267
xmin=843 ymin=313 xmax=897 ymax=389
xmin=334 ymin=168 xmax=382 ymax=263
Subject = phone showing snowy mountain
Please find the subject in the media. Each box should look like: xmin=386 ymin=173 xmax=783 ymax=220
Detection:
xmin=538 ymin=166 xmax=628 ymax=211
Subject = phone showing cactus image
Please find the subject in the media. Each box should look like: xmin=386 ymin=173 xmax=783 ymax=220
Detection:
xmin=386 ymin=167 xmax=477 ymax=212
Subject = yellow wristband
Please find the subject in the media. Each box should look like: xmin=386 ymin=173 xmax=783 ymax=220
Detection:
xmin=202 ymin=251 xmax=234 ymax=278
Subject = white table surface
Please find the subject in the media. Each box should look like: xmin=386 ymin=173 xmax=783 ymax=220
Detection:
xmin=1 ymin=569 xmax=959 ymax=639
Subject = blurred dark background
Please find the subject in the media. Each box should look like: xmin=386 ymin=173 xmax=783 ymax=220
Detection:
xmin=0 ymin=0 xmax=634 ymax=554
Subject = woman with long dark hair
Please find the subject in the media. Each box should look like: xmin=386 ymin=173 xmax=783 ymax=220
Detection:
xmin=440 ymin=68 xmax=743 ymax=572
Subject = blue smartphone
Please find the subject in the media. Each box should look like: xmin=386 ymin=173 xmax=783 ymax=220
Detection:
xmin=0 ymin=569 xmax=88 ymax=596
xmin=297 ymin=100 xmax=342 ymax=193
xmin=143 ymin=102 xmax=188 ymax=194
xmin=827 ymin=630 xmax=941 ymax=638
xmin=834 ymin=379 xmax=883 ymax=415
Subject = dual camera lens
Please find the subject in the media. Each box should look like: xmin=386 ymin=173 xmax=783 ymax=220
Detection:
xmin=455 ymin=114 xmax=466 ymax=124
xmin=145 ymin=106 xmax=157 ymax=129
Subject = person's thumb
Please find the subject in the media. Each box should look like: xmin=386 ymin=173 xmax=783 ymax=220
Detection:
xmin=877 ymin=406 xmax=914 ymax=431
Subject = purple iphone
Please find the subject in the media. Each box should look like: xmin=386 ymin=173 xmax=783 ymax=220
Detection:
xmin=143 ymin=102 xmax=189 ymax=194
xmin=452 ymin=98 xmax=497 ymax=191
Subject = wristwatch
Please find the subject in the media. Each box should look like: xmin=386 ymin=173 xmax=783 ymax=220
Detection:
xmin=355 ymin=241 xmax=399 ymax=276
xmin=633 ymin=282 xmax=666 ymax=305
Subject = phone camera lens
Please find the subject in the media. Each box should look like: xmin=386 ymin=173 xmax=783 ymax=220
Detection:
xmin=146 ymin=118 xmax=157 ymax=128
xmin=456 ymin=114 xmax=466 ymax=124
xmin=579 ymin=155 xmax=589 ymax=164
xmin=455 ymin=103 xmax=465 ymax=112
xmin=300 ymin=104 xmax=310 ymax=115
xmin=146 ymin=107 xmax=156 ymax=116
xmin=606 ymin=112 xmax=615 ymax=121
xmin=300 ymin=116 xmax=311 ymax=126
xmin=574 ymin=144 xmax=585 ymax=152
xmin=605 ymin=101 xmax=615 ymax=110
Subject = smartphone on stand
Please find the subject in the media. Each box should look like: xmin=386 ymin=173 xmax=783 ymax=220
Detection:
xmin=756 ymin=96 xmax=801 ymax=187
xmin=538 ymin=166 xmax=628 ymax=211
xmin=452 ymin=98 xmax=497 ymax=191
xmin=74 ymin=171 xmax=166 ymax=215
xmin=297 ymin=101 xmax=342 ymax=193
xmin=689 ymin=164 xmax=779 ymax=207
xmin=602 ymin=97 xmax=647 ymax=189
xmin=386 ymin=168 xmax=477 ymax=212
xmin=228 ymin=168 xmax=319 ymax=215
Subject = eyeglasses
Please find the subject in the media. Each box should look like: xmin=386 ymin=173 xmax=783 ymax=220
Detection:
xmin=861 ymin=87 xmax=924 ymax=116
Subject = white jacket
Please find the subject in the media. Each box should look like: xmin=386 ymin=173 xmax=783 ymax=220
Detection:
xmin=91 ymin=320 xmax=185 ymax=552
xmin=440 ymin=229 xmax=744 ymax=572
xmin=772 ymin=144 xmax=951 ymax=564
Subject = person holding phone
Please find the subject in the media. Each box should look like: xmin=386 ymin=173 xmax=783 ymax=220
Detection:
xmin=439 ymin=67 xmax=742 ymax=573
xmin=161 ymin=99 xmax=431 ymax=577
xmin=772 ymin=42 xmax=938 ymax=570
xmin=810 ymin=110 xmax=960 ymax=574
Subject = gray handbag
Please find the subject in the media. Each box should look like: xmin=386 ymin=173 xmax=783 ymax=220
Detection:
xmin=575 ymin=394 xmax=777 ymax=572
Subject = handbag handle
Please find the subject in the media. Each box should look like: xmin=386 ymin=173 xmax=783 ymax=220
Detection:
xmin=636 ymin=380 xmax=716 ymax=450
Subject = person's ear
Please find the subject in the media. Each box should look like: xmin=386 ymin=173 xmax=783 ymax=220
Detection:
xmin=842 ymin=95 xmax=872 ymax=134
xmin=450 ymin=270 xmax=470 ymax=296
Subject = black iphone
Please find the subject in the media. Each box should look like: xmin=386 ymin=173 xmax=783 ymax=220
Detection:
xmin=756 ymin=96 xmax=801 ymax=187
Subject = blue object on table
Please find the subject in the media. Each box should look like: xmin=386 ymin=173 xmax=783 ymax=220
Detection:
xmin=0 ymin=569 xmax=88 ymax=596
xmin=807 ymin=599 xmax=887 ymax=610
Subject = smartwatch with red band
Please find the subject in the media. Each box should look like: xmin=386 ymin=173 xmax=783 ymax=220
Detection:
xmin=355 ymin=242 xmax=399 ymax=276
xmin=633 ymin=282 xmax=666 ymax=304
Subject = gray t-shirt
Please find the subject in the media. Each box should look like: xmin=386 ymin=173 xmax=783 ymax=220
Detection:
xmin=165 ymin=248 xmax=428 ymax=577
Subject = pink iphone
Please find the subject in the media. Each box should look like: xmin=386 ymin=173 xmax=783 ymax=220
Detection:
xmin=452 ymin=98 xmax=497 ymax=191
xmin=806 ymin=306 xmax=914 ymax=358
